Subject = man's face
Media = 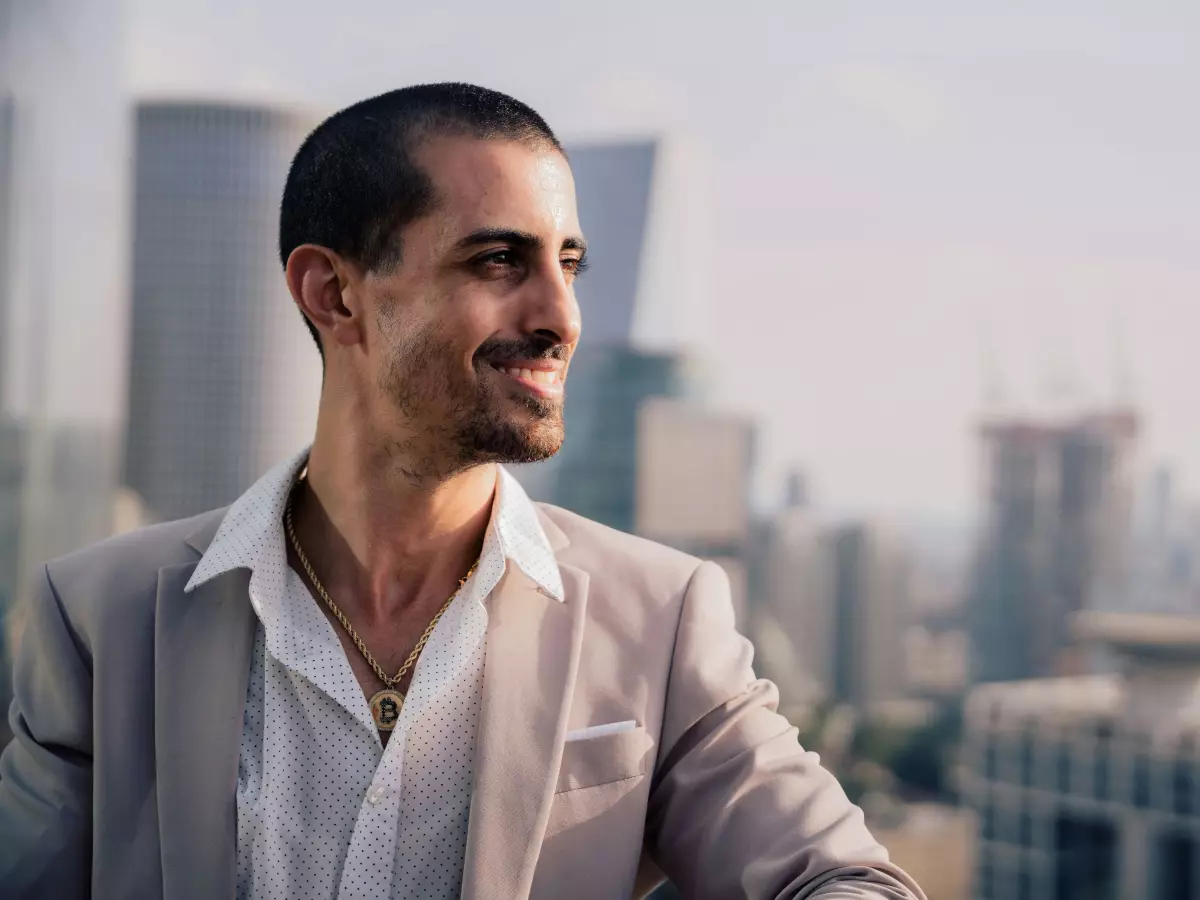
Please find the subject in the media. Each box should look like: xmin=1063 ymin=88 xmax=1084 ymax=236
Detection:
xmin=362 ymin=136 xmax=585 ymax=470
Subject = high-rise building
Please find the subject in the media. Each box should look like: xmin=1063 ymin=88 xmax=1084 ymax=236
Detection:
xmin=759 ymin=497 xmax=911 ymax=713
xmin=1 ymin=2 xmax=131 ymax=749
xmin=969 ymin=409 xmax=1138 ymax=683
xmin=509 ymin=137 xmax=713 ymax=528
xmin=0 ymin=95 xmax=12 ymax=407
xmin=567 ymin=137 xmax=713 ymax=354
xmin=1127 ymin=465 xmax=1200 ymax=616
xmin=122 ymin=102 xmax=321 ymax=521
xmin=758 ymin=475 xmax=835 ymax=706
xmin=0 ymin=92 xmax=14 ymax=712
xmin=829 ymin=522 xmax=912 ymax=711
xmin=567 ymin=140 xmax=657 ymax=346
xmin=634 ymin=397 xmax=756 ymax=622
xmin=548 ymin=346 xmax=694 ymax=533
xmin=963 ymin=610 xmax=1200 ymax=900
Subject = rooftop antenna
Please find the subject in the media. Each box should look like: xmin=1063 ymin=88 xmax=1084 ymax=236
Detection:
xmin=1037 ymin=303 xmax=1086 ymax=420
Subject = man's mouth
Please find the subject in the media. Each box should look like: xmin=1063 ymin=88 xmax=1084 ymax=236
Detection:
xmin=488 ymin=361 xmax=565 ymax=398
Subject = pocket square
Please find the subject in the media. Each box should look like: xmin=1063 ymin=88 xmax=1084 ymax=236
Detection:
xmin=565 ymin=720 xmax=638 ymax=743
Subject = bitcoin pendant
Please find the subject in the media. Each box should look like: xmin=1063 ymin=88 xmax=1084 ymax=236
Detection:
xmin=369 ymin=689 xmax=404 ymax=731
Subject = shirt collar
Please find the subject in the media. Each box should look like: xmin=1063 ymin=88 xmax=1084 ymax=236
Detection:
xmin=184 ymin=447 xmax=563 ymax=602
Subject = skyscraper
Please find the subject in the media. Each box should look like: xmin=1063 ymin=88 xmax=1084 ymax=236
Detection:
xmin=0 ymin=91 xmax=15 ymax=748
xmin=969 ymin=409 xmax=1138 ymax=683
xmin=567 ymin=136 xmax=713 ymax=353
xmin=1127 ymin=465 xmax=1200 ymax=616
xmin=1 ymin=0 xmax=132 ymax=753
xmin=0 ymin=97 xmax=14 ymax=738
xmin=0 ymin=96 xmax=15 ymax=603
xmin=760 ymin=479 xmax=835 ymax=706
xmin=760 ymin=504 xmax=911 ymax=712
xmin=829 ymin=522 xmax=911 ymax=710
xmin=549 ymin=346 xmax=694 ymax=532
xmin=123 ymin=102 xmax=321 ymax=521
xmin=567 ymin=140 xmax=658 ymax=346
xmin=0 ymin=95 xmax=12 ymax=406
xmin=509 ymin=137 xmax=713 ymax=527
xmin=634 ymin=397 xmax=756 ymax=622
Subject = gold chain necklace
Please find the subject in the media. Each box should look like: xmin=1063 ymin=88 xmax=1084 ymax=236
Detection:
xmin=284 ymin=481 xmax=478 ymax=732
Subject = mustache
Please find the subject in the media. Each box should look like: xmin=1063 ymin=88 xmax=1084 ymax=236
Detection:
xmin=474 ymin=337 xmax=570 ymax=364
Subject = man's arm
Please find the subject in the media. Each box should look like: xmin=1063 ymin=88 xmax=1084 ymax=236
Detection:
xmin=645 ymin=561 xmax=925 ymax=900
xmin=0 ymin=565 xmax=92 ymax=899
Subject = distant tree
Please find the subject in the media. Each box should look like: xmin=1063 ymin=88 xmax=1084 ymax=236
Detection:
xmin=890 ymin=728 xmax=944 ymax=796
xmin=887 ymin=704 xmax=964 ymax=800
xmin=851 ymin=721 xmax=908 ymax=767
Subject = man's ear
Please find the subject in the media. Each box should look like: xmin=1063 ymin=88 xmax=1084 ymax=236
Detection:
xmin=286 ymin=245 xmax=364 ymax=351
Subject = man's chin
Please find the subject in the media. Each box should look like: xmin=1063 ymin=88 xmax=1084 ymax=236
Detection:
xmin=459 ymin=415 xmax=564 ymax=466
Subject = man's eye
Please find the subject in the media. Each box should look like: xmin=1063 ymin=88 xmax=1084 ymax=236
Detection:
xmin=562 ymin=255 xmax=590 ymax=277
xmin=479 ymin=250 xmax=517 ymax=269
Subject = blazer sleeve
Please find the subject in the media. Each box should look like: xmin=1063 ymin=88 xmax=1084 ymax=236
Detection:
xmin=644 ymin=561 xmax=926 ymax=900
xmin=0 ymin=564 xmax=92 ymax=899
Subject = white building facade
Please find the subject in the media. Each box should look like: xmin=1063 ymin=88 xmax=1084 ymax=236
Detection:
xmin=962 ymin=612 xmax=1200 ymax=900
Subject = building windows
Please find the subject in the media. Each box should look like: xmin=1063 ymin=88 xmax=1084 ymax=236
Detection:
xmin=1054 ymin=815 xmax=1118 ymax=900
xmin=976 ymin=855 xmax=993 ymax=900
xmin=1019 ymin=731 xmax=1035 ymax=786
xmin=1172 ymin=759 xmax=1195 ymax=816
xmin=1056 ymin=742 xmax=1072 ymax=794
xmin=1155 ymin=829 xmax=1197 ymax=900
xmin=1133 ymin=754 xmax=1151 ymax=809
xmin=1094 ymin=746 xmax=1110 ymax=801
xmin=1019 ymin=809 xmax=1034 ymax=847
xmin=981 ymin=802 xmax=996 ymax=841
xmin=1017 ymin=868 xmax=1033 ymax=900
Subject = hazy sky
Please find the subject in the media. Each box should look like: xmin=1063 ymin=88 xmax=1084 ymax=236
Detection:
xmin=128 ymin=2 xmax=1200 ymax=520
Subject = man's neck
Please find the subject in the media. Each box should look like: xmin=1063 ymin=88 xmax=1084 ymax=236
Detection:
xmin=295 ymin=428 xmax=496 ymax=626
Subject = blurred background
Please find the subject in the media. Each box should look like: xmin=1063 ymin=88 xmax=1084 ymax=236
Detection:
xmin=2 ymin=2 xmax=1200 ymax=898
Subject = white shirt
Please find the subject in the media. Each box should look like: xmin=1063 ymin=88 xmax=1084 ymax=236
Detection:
xmin=184 ymin=449 xmax=564 ymax=900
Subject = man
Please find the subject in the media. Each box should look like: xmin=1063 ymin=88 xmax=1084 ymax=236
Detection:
xmin=0 ymin=84 xmax=924 ymax=900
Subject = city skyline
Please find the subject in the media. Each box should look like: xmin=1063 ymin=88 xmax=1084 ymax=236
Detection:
xmin=3 ymin=3 xmax=1198 ymax=522
xmin=5 ymin=9 xmax=1199 ymax=897
xmin=120 ymin=1 xmax=1200 ymax=521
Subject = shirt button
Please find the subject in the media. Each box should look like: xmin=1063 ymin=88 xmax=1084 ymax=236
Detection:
xmin=367 ymin=786 xmax=387 ymax=805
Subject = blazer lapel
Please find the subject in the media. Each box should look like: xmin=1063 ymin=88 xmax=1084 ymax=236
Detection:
xmin=461 ymin=561 xmax=589 ymax=900
xmin=154 ymin=562 xmax=256 ymax=900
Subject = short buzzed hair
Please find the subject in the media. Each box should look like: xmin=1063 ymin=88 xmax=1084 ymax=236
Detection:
xmin=279 ymin=82 xmax=563 ymax=354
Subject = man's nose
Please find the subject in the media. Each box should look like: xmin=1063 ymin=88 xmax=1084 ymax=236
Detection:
xmin=520 ymin=261 xmax=581 ymax=347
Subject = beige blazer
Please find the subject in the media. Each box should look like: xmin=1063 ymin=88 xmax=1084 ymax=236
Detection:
xmin=0 ymin=502 xmax=925 ymax=900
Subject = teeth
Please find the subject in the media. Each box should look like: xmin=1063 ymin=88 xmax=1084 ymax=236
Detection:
xmin=495 ymin=365 xmax=559 ymax=386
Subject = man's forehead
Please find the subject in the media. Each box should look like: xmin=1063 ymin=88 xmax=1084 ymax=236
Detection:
xmin=416 ymin=136 xmax=581 ymax=237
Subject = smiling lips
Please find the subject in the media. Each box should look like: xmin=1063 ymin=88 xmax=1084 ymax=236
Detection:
xmin=490 ymin=361 xmax=564 ymax=398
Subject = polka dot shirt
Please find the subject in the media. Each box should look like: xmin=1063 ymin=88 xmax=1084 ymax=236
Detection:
xmin=185 ymin=449 xmax=564 ymax=900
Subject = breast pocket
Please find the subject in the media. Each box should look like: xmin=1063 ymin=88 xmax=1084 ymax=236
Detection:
xmin=555 ymin=726 xmax=654 ymax=794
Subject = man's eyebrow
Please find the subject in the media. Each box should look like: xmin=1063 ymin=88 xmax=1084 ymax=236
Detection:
xmin=454 ymin=228 xmax=543 ymax=252
xmin=454 ymin=227 xmax=588 ymax=255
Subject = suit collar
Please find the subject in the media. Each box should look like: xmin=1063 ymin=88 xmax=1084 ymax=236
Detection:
xmin=533 ymin=503 xmax=570 ymax=554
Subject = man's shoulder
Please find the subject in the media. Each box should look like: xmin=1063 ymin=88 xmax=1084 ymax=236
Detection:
xmin=41 ymin=507 xmax=228 ymax=628
xmin=535 ymin=503 xmax=704 ymax=594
